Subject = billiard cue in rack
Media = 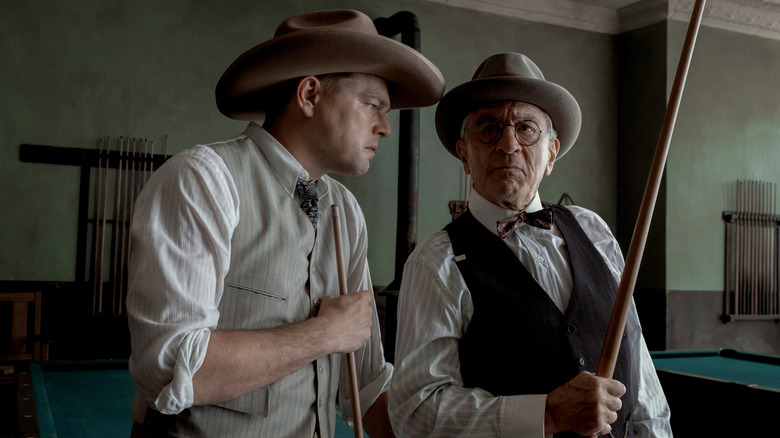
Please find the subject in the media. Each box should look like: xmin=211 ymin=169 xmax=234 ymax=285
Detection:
xmin=91 ymin=137 xmax=107 ymax=315
xmin=330 ymin=204 xmax=364 ymax=438
xmin=111 ymin=137 xmax=127 ymax=315
xmin=593 ymin=0 xmax=706 ymax=433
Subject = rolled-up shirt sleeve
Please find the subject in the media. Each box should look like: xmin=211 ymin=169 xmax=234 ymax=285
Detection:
xmin=127 ymin=146 xmax=239 ymax=417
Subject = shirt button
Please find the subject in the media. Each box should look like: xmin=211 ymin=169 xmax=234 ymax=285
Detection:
xmin=318 ymin=365 xmax=324 ymax=374
xmin=567 ymin=324 xmax=577 ymax=334
xmin=578 ymin=356 xmax=586 ymax=366
xmin=536 ymin=255 xmax=544 ymax=263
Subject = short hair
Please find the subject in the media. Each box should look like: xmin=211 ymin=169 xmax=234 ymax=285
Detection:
xmin=262 ymin=73 xmax=356 ymax=128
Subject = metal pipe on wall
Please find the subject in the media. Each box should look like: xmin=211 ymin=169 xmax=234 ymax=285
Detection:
xmin=374 ymin=11 xmax=421 ymax=283
xmin=373 ymin=11 xmax=421 ymax=363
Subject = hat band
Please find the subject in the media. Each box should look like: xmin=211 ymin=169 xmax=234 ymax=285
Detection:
xmin=478 ymin=72 xmax=531 ymax=80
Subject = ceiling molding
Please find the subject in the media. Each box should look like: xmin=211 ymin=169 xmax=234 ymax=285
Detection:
xmin=426 ymin=0 xmax=780 ymax=40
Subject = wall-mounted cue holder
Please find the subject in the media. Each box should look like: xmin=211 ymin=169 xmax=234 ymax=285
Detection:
xmin=721 ymin=180 xmax=780 ymax=323
xmin=19 ymin=139 xmax=171 ymax=316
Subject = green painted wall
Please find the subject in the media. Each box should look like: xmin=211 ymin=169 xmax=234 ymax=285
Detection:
xmin=666 ymin=22 xmax=780 ymax=291
xmin=0 ymin=0 xmax=617 ymax=288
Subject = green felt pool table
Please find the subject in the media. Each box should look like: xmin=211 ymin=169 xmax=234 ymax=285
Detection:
xmin=651 ymin=349 xmax=780 ymax=436
xmin=20 ymin=360 xmax=366 ymax=437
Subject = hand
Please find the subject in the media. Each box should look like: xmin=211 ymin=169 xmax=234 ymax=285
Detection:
xmin=544 ymin=371 xmax=626 ymax=436
xmin=316 ymin=291 xmax=374 ymax=354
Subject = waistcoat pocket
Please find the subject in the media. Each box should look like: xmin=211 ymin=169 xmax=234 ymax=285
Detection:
xmin=214 ymin=385 xmax=270 ymax=417
xmin=227 ymin=282 xmax=286 ymax=302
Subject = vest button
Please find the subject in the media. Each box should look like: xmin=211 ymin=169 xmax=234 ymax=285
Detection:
xmin=567 ymin=324 xmax=577 ymax=334
xmin=578 ymin=356 xmax=586 ymax=366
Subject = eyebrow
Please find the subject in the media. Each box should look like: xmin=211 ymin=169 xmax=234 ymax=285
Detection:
xmin=475 ymin=113 xmax=539 ymax=124
xmin=360 ymin=92 xmax=390 ymax=110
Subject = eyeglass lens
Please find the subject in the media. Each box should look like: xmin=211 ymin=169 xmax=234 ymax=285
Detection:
xmin=475 ymin=120 xmax=541 ymax=145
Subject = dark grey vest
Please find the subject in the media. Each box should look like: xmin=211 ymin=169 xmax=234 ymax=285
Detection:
xmin=446 ymin=205 xmax=633 ymax=438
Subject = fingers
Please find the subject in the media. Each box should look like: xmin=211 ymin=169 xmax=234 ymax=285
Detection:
xmin=545 ymin=372 xmax=627 ymax=436
xmin=317 ymin=291 xmax=374 ymax=353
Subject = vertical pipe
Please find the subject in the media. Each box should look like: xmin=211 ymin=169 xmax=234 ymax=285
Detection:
xmin=374 ymin=11 xmax=422 ymax=363
xmin=736 ymin=181 xmax=742 ymax=314
xmin=724 ymin=212 xmax=732 ymax=317
xmin=751 ymin=181 xmax=756 ymax=314
xmin=374 ymin=12 xmax=421 ymax=282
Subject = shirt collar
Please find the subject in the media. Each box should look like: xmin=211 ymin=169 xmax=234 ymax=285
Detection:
xmin=243 ymin=122 xmax=329 ymax=200
xmin=468 ymin=187 xmax=544 ymax=237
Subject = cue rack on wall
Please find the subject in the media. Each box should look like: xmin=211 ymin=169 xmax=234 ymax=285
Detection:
xmin=19 ymin=138 xmax=170 ymax=317
xmin=722 ymin=180 xmax=780 ymax=323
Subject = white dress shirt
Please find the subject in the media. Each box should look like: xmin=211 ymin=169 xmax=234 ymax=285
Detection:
xmin=389 ymin=188 xmax=672 ymax=438
xmin=127 ymin=123 xmax=391 ymax=437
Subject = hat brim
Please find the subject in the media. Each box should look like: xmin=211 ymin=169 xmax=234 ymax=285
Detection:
xmin=216 ymin=28 xmax=445 ymax=120
xmin=435 ymin=76 xmax=581 ymax=160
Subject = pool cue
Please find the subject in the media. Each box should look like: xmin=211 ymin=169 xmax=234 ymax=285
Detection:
xmin=111 ymin=137 xmax=126 ymax=314
xmin=594 ymin=0 xmax=706 ymax=398
xmin=91 ymin=137 xmax=105 ymax=315
xmin=330 ymin=204 xmax=364 ymax=438
xmin=119 ymin=138 xmax=138 ymax=314
xmin=97 ymin=136 xmax=112 ymax=314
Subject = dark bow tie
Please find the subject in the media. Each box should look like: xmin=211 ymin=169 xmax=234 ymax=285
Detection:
xmin=496 ymin=207 xmax=554 ymax=238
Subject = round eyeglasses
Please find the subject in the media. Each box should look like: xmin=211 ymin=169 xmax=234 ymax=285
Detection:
xmin=470 ymin=119 xmax=551 ymax=146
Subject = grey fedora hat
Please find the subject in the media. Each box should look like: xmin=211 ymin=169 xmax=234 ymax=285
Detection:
xmin=435 ymin=52 xmax=581 ymax=159
xmin=216 ymin=9 xmax=445 ymax=121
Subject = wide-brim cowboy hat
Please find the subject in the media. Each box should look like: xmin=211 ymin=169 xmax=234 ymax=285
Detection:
xmin=216 ymin=9 xmax=445 ymax=120
xmin=435 ymin=52 xmax=581 ymax=160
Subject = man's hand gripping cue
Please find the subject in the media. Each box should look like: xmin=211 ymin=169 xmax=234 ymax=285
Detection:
xmin=545 ymin=371 xmax=627 ymax=436
xmin=316 ymin=291 xmax=374 ymax=354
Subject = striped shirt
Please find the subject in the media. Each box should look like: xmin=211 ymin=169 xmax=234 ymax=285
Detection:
xmin=127 ymin=122 xmax=391 ymax=437
xmin=388 ymin=189 xmax=672 ymax=438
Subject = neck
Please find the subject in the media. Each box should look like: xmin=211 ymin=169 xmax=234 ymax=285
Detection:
xmin=265 ymin=119 xmax=323 ymax=181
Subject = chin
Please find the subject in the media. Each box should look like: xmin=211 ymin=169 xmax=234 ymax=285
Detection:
xmin=341 ymin=164 xmax=370 ymax=177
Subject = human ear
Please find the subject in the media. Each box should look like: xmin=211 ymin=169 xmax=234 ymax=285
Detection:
xmin=296 ymin=76 xmax=321 ymax=118
xmin=456 ymin=140 xmax=471 ymax=175
xmin=545 ymin=138 xmax=560 ymax=175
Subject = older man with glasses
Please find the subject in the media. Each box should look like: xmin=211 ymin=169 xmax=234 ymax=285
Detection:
xmin=388 ymin=53 xmax=672 ymax=438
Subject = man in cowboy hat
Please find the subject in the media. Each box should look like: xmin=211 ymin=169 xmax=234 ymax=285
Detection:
xmin=126 ymin=9 xmax=444 ymax=438
xmin=388 ymin=53 xmax=671 ymax=437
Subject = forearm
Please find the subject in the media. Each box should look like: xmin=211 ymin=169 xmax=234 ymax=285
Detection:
xmin=192 ymin=318 xmax=335 ymax=405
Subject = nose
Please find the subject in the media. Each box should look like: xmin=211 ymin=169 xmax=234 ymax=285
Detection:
xmin=495 ymin=125 xmax=522 ymax=154
xmin=375 ymin=113 xmax=391 ymax=138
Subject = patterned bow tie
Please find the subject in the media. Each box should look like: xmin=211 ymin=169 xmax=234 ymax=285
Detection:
xmin=295 ymin=178 xmax=319 ymax=226
xmin=496 ymin=207 xmax=554 ymax=238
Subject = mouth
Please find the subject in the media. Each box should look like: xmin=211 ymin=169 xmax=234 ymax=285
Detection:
xmin=490 ymin=165 xmax=524 ymax=175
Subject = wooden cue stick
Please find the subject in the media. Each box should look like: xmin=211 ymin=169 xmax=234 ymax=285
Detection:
xmin=330 ymin=204 xmax=364 ymax=438
xmin=594 ymin=0 xmax=706 ymax=382
xmin=111 ymin=137 xmax=126 ymax=314
xmin=92 ymin=137 xmax=104 ymax=315
xmin=97 ymin=136 xmax=112 ymax=314
xmin=119 ymin=139 xmax=136 ymax=314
